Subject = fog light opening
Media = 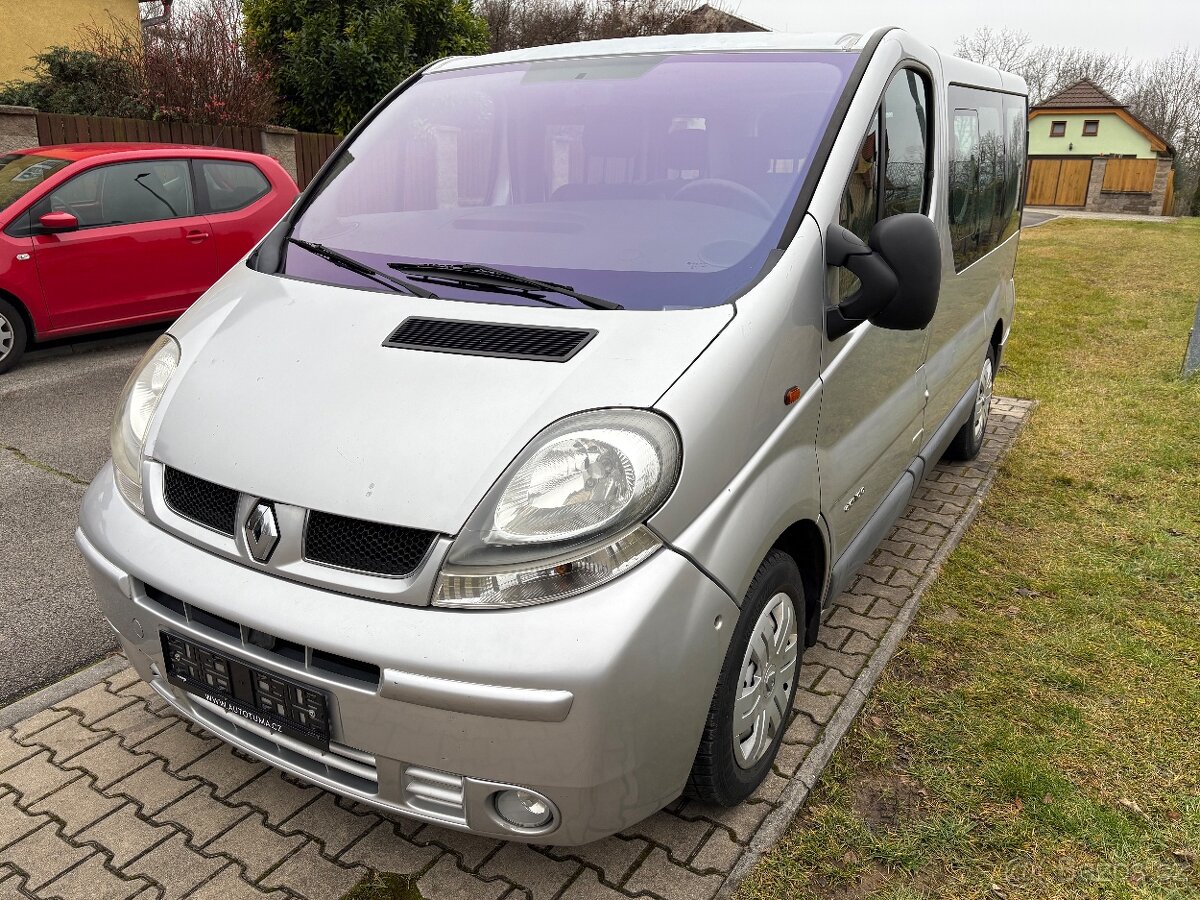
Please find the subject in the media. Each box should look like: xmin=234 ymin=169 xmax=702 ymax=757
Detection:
xmin=493 ymin=788 xmax=554 ymax=830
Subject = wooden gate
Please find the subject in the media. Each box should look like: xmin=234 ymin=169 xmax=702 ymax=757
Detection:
xmin=1026 ymin=158 xmax=1092 ymax=207
xmin=1101 ymin=158 xmax=1156 ymax=193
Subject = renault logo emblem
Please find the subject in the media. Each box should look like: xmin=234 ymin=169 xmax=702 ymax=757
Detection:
xmin=244 ymin=502 xmax=280 ymax=563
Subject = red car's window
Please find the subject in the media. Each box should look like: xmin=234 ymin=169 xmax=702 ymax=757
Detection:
xmin=198 ymin=160 xmax=271 ymax=213
xmin=32 ymin=159 xmax=195 ymax=228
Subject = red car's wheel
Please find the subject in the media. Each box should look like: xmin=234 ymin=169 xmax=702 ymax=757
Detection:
xmin=0 ymin=298 xmax=28 ymax=375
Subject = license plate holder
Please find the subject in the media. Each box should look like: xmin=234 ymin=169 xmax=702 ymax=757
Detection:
xmin=160 ymin=631 xmax=330 ymax=751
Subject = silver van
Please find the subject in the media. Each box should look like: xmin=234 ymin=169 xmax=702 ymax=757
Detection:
xmin=78 ymin=28 xmax=1026 ymax=844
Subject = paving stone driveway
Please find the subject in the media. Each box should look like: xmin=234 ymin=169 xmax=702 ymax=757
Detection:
xmin=0 ymin=400 xmax=1033 ymax=900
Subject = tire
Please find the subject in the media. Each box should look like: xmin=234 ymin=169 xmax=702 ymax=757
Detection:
xmin=687 ymin=550 xmax=804 ymax=806
xmin=944 ymin=344 xmax=996 ymax=461
xmin=0 ymin=299 xmax=29 ymax=376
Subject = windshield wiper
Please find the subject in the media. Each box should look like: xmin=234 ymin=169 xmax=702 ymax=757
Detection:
xmin=287 ymin=239 xmax=437 ymax=299
xmin=387 ymin=262 xmax=623 ymax=310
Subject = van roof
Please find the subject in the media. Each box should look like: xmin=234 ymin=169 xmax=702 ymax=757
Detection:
xmin=428 ymin=30 xmax=1028 ymax=96
xmin=428 ymin=31 xmax=873 ymax=73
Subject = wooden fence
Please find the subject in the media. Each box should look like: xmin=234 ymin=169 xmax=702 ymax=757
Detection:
xmin=296 ymin=131 xmax=341 ymax=189
xmin=1101 ymin=157 xmax=1157 ymax=193
xmin=33 ymin=112 xmax=342 ymax=190
xmin=36 ymin=113 xmax=262 ymax=154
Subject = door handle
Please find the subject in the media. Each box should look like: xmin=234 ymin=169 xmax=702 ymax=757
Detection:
xmin=185 ymin=230 xmax=210 ymax=243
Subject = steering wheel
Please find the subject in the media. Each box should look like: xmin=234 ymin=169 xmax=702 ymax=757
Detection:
xmin=49 ymin=195 xmax=84 ymax=219
xmin=672 ymin=178 xmax=774 ymax=219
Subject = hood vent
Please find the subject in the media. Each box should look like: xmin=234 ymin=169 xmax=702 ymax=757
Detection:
xmin=383 ymin=317 xmax=595 ymax=362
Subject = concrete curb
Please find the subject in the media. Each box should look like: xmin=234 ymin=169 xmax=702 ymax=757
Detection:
xmin=0 ymin=652 xmax=128 ymax=729
xmin=717 ymin=400 xmax=1037 ymax=897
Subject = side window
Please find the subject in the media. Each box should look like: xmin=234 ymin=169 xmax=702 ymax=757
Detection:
xmin=882 ymin=69 xmax=931 ymax=217
xmin=198 ymin=160 xmax=270 ymax=213
xmin=837 ymin=69 xmax=932 ymax=299
xmin=837 ymin=110 xmax=879 ymax=299
xmin=948 ymin=86 xmax=1017 ymax=271
xmin=52 ymin=169 xmax=103 ymax=223
xmin=839 ymin=112 xmax=879 ymax=243
xmin=34 ymin=160 xmax=194 ymax=228
xmin=977 ymin=101 xmax=1006 ymax=248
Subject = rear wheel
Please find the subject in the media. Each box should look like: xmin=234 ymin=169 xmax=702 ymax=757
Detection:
xmin=944 ymin=345 xmax=995 ymax=461
xmin=0 ymin=299 xmax=28 ymax=375
xmin=687 ymin=550 xmax=802 ymax=805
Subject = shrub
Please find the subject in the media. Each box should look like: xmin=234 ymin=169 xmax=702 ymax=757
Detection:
xmin=244 ymin=0 xmax=490 ymax=135
xmin=0 ymin=47 xmax=148 ymax=117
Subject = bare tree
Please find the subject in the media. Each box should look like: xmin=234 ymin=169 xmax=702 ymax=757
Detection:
xmin=956 ymin=26 xmax=1200 ymax=214
xmin=956 ymin=27 xmax=1134 ymax=106
xmin=81 ymin=0 xmax=276 ymax=126
xmin=475 ymin=0 xmax=734 ymax=53
xmin=953 ymin=26 xmax=1033 ymax=72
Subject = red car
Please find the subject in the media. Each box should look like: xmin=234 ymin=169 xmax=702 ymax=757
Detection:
xmin=0 ymin=144 xmax=298 ymax=373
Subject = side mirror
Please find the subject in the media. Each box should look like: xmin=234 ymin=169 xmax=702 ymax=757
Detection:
xmin=826 ymin=213 xmax=941 ymax=341
xmin=39 ymin=211 xmax=79 ymax=233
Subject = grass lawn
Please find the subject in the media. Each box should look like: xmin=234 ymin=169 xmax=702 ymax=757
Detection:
xmin=739 ymin=217 xmax=1200 ymax=900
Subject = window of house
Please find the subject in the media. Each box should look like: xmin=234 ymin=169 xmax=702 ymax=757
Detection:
xmin=1082 ymin=119 xmax=1099 ymax=136
xmin=1050 ymin=121 xmax=1066 ymax=137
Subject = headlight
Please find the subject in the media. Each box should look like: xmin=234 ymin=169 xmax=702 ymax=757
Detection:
xmin=434 ymin=409 xmax=681 ymax=608
xmin=110 ymin=335 xmax=180 ymax=512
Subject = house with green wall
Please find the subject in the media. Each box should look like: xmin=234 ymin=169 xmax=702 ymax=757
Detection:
xmin=1026 ymin=79 xmax=1175 ymax=215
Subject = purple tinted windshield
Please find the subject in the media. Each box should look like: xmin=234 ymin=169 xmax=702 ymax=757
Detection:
xmin=288 ymin=51 xmax=856 ymax=310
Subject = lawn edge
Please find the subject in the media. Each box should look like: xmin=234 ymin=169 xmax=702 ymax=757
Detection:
xmin=717 ymin=399 xmax=1038 ymax=898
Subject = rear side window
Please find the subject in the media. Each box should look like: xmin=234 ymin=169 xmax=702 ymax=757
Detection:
xmin=197 ymin=160 xmax=271 ymax=213
xmin=947 ymin=86 xmax=1025 ymax=271
xmin=31 ymin=160 xmax=194 ymax=229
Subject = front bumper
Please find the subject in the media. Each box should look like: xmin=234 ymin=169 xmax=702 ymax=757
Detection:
xmin=78 ymin=463 xmax=738 ymax=845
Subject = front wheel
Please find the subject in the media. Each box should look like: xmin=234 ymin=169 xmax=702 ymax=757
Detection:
xmin=686 ymin=550 xmax=803 ymax=806
xmin=0 ymin=299 xmax=29 ymax=375
xmin=944 ymin=345 xmax=995 ymax=461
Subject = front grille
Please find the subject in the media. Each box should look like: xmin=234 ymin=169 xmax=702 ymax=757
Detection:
xmin=163 ymin=467 xmax=239 ymax=536
xmin=383 ymin=317 xmax=596 ymax=361
xmin=304 ymin=511 xmax=436 ymax=577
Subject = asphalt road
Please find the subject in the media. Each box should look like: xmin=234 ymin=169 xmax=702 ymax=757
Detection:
xmin=0 ymin=332 xmax=160 ymax=705
xmin=1021 ymin=209 xmax=1059 ymax=228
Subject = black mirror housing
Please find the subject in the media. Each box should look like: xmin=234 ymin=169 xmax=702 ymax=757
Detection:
xmin=826 ymin=213 xmax=942 ymax=340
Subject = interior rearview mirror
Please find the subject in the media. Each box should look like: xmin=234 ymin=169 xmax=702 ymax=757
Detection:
xmin=39 ymin=211 xmax=80 ymax=233
xmin=826 ymin=213 xmax=941 ymax=341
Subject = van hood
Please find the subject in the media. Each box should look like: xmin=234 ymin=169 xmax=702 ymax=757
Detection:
xmin=151 ymin=268 xmax=732 ymax=534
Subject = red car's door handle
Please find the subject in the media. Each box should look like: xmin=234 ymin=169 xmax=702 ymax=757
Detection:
xmin=185 ymin=229 xmax=210 ymax=243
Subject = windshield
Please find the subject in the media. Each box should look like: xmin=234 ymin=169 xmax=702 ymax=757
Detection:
xmin=0 ymin=153 xmax=71 ymax=215
xmin=287 ymin=51 xmax=857 ymax=310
